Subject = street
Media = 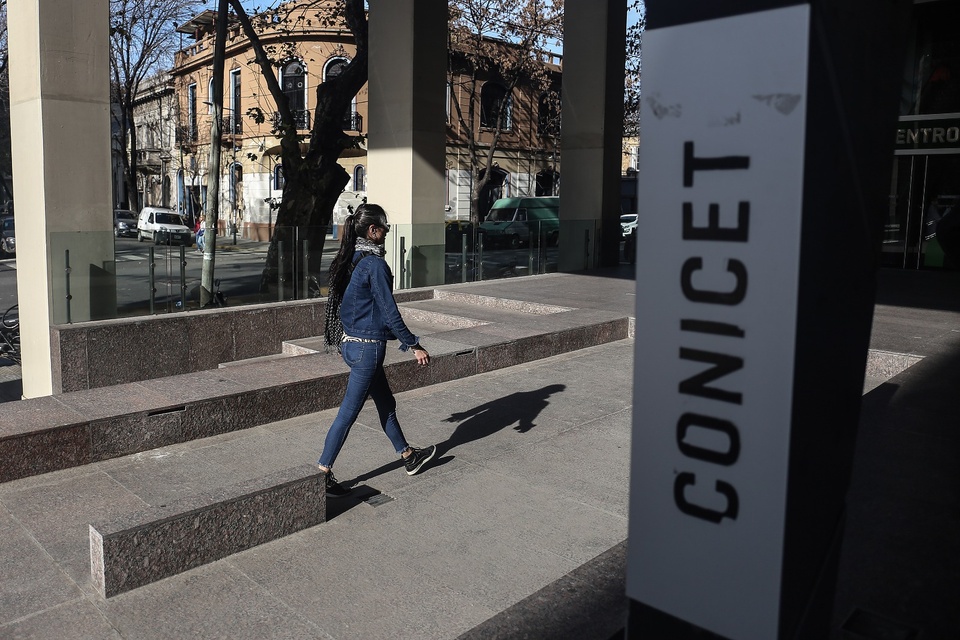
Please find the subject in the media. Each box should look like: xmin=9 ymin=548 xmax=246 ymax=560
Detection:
xmin=0 ymin=237 xmax=338 ymax=316
xmin=0 ymin=236 xmax=556 ymax=319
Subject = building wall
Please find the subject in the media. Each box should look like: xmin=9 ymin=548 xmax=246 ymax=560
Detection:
xmin=166 ymin=1 xmax=562 ymax=237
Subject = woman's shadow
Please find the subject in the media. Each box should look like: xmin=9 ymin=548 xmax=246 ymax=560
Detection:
xmin=436 ymin=383 xmax=566 ymax=456
xmin=347 ymin=383 xmax=566 ymax=486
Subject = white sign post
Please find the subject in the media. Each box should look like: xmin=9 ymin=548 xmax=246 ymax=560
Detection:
xmin=627 ymin=2 xmax=909 ymax=638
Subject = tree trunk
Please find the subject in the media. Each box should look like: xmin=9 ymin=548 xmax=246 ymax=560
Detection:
xmin=200 ymin=0 xmax=228 ymax=307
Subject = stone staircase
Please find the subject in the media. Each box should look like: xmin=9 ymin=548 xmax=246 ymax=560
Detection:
xmin=0 ymin=281 xmax=632 ymax=598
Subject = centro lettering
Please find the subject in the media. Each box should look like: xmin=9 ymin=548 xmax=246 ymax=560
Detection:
xmin=674 ymin=141 xmax=749 ymax=525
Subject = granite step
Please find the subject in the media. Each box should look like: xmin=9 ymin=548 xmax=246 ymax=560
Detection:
xmin=0 ymin=307 xmax=630 ymax=484
xmin=90 ymin=465 xmax=325 ymax=598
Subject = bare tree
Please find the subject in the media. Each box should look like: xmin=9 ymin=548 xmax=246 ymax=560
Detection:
xmin=0 ymin=0 xmax=12 ymax=206
xmin=110 ymin=0 xmax=200 ymax=212
xmin=623 ymin=0 xmax=645 ymax=138
xmin=448 ymin=0 xmax=563 ymax=225
xmin=225 ymin=0 xmax=367 ymax=295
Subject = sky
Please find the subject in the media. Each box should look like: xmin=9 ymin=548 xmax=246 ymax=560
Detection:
xmin=216 ymin=0 xmax=646 ymax=48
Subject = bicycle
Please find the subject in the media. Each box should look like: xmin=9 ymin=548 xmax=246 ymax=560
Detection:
xmin=0 ymin=304 xmax=20 ymax=364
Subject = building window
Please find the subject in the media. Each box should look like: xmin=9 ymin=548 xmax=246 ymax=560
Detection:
xmin=188 ymin=83 xmax=197 ymax=140
xmin=207 ymin=78 xmax=214 ymax=114
xmin=536 ymin=169 xmax=560 ymax=197
xmin=229 ymin=69 xmax=242 ymax=133
xmin=280 ymin=60 xmax=307 ymax=127
xmin=274 ymin=163 xmax=285 ymax=191
xmin=478 ymin=166 xmax=509 ymax=216
xmin=230 ymin=163 xmax=243 ymax=219
xmin=325 ymin=57 xmax=360 ymax=131
xmin=353 ymin=165 xmax=366 ymax=192
xmin=480 ymin=82 xmax=512 ymax=130
xmin=446 ymin=81 xmax=452 ymax=123
xmin=538 ymin=91 xmax=561 ymax=137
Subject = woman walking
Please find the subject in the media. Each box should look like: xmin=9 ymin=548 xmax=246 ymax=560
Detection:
xmin=318 ymin=203 xmax=436 ymax=497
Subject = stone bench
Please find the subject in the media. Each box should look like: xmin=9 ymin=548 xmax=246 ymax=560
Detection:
xmin=90 ymin=465 xmax=324 ymax=598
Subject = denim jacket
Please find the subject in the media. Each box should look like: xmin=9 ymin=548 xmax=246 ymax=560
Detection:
xmin=340 ymin=251 xmax=420 ymax=350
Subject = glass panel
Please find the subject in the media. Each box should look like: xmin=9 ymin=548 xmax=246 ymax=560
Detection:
xmin=34 ymin=216 xmax=570 ymax=326
xmin=882 ymin=156 xmax=914 ymax=268
xmin=915 ymin=155 xmax=960 ymax=270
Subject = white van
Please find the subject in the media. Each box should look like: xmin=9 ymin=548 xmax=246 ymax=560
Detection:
xmin=137 ymin=207 xmax=194 ymax=246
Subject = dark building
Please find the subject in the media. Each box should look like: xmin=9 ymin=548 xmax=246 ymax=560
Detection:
xmin=889 ymin=0 xmax=960 ymax=270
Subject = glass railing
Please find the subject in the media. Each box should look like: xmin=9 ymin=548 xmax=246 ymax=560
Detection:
xmin=8 ymin=220 xmax=575 ymax=324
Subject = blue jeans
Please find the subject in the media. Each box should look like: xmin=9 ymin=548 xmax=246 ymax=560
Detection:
xmin=318 ymin=340 xmax=409 ymax=468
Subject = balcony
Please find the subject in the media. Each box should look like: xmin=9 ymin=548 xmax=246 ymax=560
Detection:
xmin=136 ymin=148 xmax=166 ymax=170
xmin=273 ymin=110 xmax=311 ymax=131
xmin=343 ymin=112 xmax=363 ymax=132
xmin=270 ymin=110 xmax=362 ymax=133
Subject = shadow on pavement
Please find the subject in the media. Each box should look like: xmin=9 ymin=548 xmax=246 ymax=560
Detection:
xmin=437 ymin=383 xmax=567 ymax=456
xmin=341 ymin=384 xmax=566 ymax=487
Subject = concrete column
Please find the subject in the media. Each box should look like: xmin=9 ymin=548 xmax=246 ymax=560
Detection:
xmin=9 ymin=0 xmax=116 ymax=397
xmin=560 ymin=0 xmax=626 ymax=271
xmin=368 ymin=0 xmax=447 ymax=289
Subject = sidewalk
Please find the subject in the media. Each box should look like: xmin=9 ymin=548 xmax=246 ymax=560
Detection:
xmin=0 ymin=267 xmax=957 ymax=639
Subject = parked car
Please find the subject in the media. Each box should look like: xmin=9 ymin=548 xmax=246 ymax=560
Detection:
xmin=114 ymin=209 xmax=138 ymax=238
xmin=0 ymin=216 xmax=14 ymax=256
xmin=480 ymin=196 xmax=560 ymax=248
xmin=620 ymin=213 xmax=638 ymax=237
xmin=137 ymin=207 xmax=194 ymax=246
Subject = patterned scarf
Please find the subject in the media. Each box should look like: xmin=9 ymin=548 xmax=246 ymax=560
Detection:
xmin=323 ymin=240 xmax=384 ymax=352
xmin=355 ymin=237 xmax=386 ymax=257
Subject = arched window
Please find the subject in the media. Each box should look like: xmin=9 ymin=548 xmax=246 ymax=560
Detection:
xmin=280 ymin=60 xmax=308 ymax=129
xmin=538 ymin=91 xmax=561 ymax=137
xmin=353 ymin=165 xmax=366 ymax=192
xmin=480 ymin=82 xmax=512 ymax=130
xmin=274 ymin=163 xmax=285 ymax=191
xmin=325 ymin=57 xmax=360 ymax=131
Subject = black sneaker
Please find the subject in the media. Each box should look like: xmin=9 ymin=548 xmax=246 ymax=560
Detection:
xmin=403 ymin=445 xmax=437 ymax=476
xmin=324 ymin=471 xmax=352 ymax=498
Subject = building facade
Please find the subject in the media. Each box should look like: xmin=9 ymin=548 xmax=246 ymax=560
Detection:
xmin=131 ymin=73 xmax=177 ymax=211
xmin=166 ymin=1 xmax=562 ymax=237
xmin=888 ymin=0 xmax=960 ymax=271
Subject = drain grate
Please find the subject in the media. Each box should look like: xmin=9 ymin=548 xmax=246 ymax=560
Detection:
xmin=841 ymin=608 xmax=918 ymax=640
xmin=364 ymin=493 xmax=394 ymax=507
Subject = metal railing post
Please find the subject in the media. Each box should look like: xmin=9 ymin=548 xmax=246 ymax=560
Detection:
xmin=461 ymin=234 xmax=468 ymax=283
xmin=478 ymin=235 xmax=484 ymax=281
xmin=302 ymin=238 xmax=310 ymax=299
xmin=149 ymin=247 xmax=156 ymax=314
xmin=179 ymin=245 xmax=187 ymax=310
xmin=64 ymin=250 xmax=73 ymax=324
xmin=399 ymin=237 xmax=407 ymax=289
xmin=277 ymin=240 xmax=285 ymax=302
